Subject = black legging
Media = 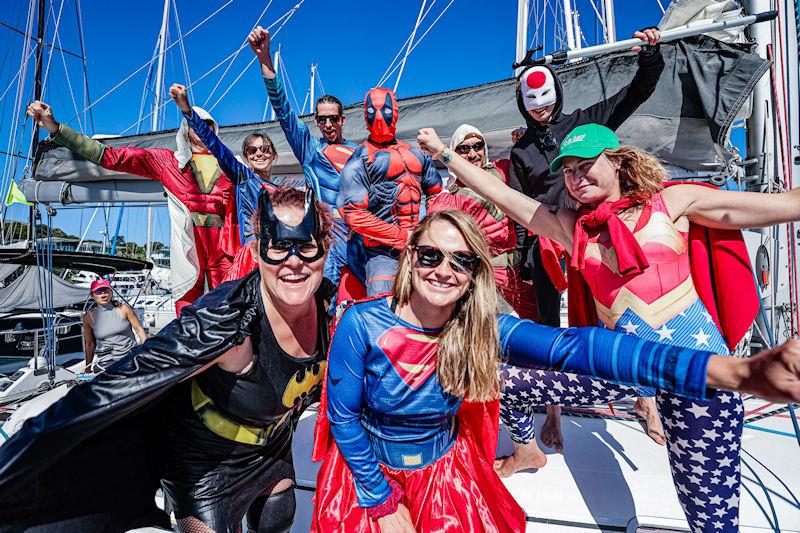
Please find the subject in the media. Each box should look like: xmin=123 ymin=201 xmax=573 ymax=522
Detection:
xmin=530 ymin=237 xmax=561 ymax=327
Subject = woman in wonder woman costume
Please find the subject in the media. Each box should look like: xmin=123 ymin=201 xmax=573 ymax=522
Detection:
xmin=312 ymin=209 xmax=800 ymax=533
xmin=417 ymin=123 xmax=800 ymax=533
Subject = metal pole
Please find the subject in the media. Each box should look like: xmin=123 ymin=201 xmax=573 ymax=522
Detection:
xmin=269 ymin=48 xmax=280 ymax=121
xmin=563 ymin=0 xmax=577 ymax=50
xmin=603 ymin=0 xmax=616 ymax=43
xmin=515 ymin=0 xmax=529 ymax=75
xmin=151 ymin=0 xmax=170 ymax=132
xmin=309 ymin=63 xmax=315 ymax=115
xmin=572 ymin=9 xmax=582 ymax=50
xmin=514 ymin=11 xmax=778 ymax=67
xmin=29 ymin=0 xmax=46 ymax=159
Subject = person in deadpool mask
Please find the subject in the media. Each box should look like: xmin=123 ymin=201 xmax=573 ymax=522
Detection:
xmin=337 ymin=87 xmax=442 ymax=296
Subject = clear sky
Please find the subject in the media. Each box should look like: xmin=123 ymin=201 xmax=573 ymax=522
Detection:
xmin=0 ymin=0 xmax=667 ymax=247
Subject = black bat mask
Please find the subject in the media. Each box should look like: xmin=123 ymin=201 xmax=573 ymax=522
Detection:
xmin=258 ymin=188 xmax=324 ymax=265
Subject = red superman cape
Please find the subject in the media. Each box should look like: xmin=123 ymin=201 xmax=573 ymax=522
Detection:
xmin=542 ymin=182 xmax=758 ymax=351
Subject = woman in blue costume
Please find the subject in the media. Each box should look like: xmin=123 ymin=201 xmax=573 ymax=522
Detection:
xmin=312 ymin=209 xmax=800 ymax=533
xmin=418 ymin=123 xmax=800 ymax=532
xmin=169 ymin=83 xmax=302 ymax=280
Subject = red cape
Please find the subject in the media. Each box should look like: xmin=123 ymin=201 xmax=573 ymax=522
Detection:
xmin=543 ymin=183 xmax=758 ymax=351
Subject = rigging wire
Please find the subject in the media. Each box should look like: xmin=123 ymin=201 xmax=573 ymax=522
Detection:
xmin=171 ymin=0 xmax=195 ymax=102
xmin=392 ymin=0 xmax=427 ymax=93
xmin=39 ymin=0 xmax=66 ymax=98
xmin=202 ymin=0 xmax=274 ymax=107
xmin=65 ymin=0 xmax=237 ymax=123
xmin=376 ymin=0 xmax=438 ymax=88
xmin=73 ymin=0 xmax=94 ymax=133
xmin=278 ymin=50 xmax=301 ymax=111
xmin=206 ymin=1 xmax=302 ymax=113
xmin=377 ymin=0 xmax=456 ymax=89
xmin=51 ymin=0 xmax=84 ymax=132
xmin=119 ymin=1 xmax=303 ymax=133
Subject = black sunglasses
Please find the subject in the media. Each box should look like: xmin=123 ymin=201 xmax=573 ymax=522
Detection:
xmin=245 ymin=144 xmax=274 ymax=157
xmin=414 ymin=245 xmax=480 ymax=274
xmin=316 ymin=114 xmax=341 ymax=125
xmin=454 ymin=141 xmax=485 ymax=155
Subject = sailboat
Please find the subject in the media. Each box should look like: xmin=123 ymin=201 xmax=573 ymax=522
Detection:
xmin=1 ymin=0 xmax=798 ymax=530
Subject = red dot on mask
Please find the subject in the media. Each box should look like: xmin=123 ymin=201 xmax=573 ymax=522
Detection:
xmin=526 ymin=70 xmax=547 ymax=90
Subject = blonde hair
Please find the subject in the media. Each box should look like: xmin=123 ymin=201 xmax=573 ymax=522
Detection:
xmin=393 ymin=210 xmax=500 ymax=402
xmin=604 ymin=145 xmax=665 ymax=203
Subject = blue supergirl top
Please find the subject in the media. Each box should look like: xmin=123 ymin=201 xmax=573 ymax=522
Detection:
xmin=183 ymin=110 xmax=303 ymax=244
xmin=326 ymin=297 xmax=716 ymax=508
xmin=263 ymin=76 xmax=357 ymax=207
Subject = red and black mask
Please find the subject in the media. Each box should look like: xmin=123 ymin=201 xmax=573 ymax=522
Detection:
xmin=364 ymin=87 xmax=398 ymax=144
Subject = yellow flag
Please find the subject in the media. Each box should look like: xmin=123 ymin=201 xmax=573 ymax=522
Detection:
xmin=4 ymin=180 xmax=32 ymax=207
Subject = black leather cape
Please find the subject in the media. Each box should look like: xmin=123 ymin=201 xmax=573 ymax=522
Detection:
xmin=0 ymin=271 xmax=265 ymax=532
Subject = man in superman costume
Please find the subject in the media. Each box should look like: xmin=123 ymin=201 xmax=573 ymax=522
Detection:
xmin=337 ymin=87 xmax=443 ymax=296
xmin=27 ymin=100 xmax=238 ymax=314
xmin=0 ymin=187 xmax=333 ymax=532
xmin=251 ymin=26 xmax=366 ymax=300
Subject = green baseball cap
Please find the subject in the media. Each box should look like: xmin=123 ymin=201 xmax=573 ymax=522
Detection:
xmin=549 ymin=123 xmax=620 ymax=173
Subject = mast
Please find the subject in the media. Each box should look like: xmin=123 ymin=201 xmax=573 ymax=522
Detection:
xmin=269 ymin=47 xmax=281 ymax=120
xmin=309 ymin=63 xmax=316 ymax=114
xmin=29 ymin=0 xmax=46 ymax=159
xmin=515 ymin=0 xmax=529 ymax=75
xmin=147 ymin=0 xmax=170 ymax=261
xmin=603 ymin=0 xmax=616 ymax=43
xmin=563 ymin=0 xmax=577 ymax=50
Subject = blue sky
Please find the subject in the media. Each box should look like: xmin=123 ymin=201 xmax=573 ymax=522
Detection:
xmin=0 ymin=0 xmax=666 ymax=246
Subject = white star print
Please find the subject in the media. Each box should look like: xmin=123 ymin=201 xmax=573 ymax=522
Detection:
xmin=521 ymin=370 xmax=533 ymax=383
xmin=710 ymin=468 xmax=722 ymax=477
xmin=718 ymin=392 xmax=731 ymax=403
xmin=553 ymin=381 xmax=566 ymax=393
xmin=698 ymin=485 xmax=711 ymax=495
xmin=722 ymin=431 xmax=735 ymax=441
xmin=621 ymin=320 xmax=639 ymax=335
xmin=690 ymin=464 xmax=705 ymax=475
xmin=719 ymin=409 xmax=730 ymax=418
xmin=671 ymin=396 xmax=682 ymax=406
xmin=676 ymin=437 xmax=690 ymax=449
xmin=702 ymin=429 xmax=720 ymax=440
xmin=655 ymin=324 xmax=676 ymax=341
xmin=712 ymin=419 xmax=724 ymax=428
xmin=687 ymin=474 xmax=702 ymax=485
xmin=723 ymin=475 xmax=738 ymax=488
xmin=708 ymin=495 xmax=723 ymax=505
xmin=673 ymin=463 xmax=687 ymax=474
xmin=691 ymin=496 xmax=705 ymax=506
xmin=725 ymin=494 xmax=739 ymax=510
xmin=694 ymin=440 xmax=710 ymax=450
xmin=717 ymin=456 xmax=733 ymax=468
xmin=504 ymin=378 xmax=516 ymax=389
xmin=507 ymin=366 xmax=522 ymax=379
xmin=565 ymin=372 xmax=579 ymax=382
xmin=712 ymin=520 xmax=725 ymax=529
xmin=687 ymin=403 xmax=711 ymax=419
xmin=701 ymin=309 xmax=714 ymax=323
xmin=689 ymin=451 xmax=709 ymax=464
xmin=696 ymin=511 xmax=710 ymax=521
xmin=710 ymin=476 xmax=720 ymax=485
xmin=674 ymin=419 xmax=689 ymax=430
xmin=734 ymin=402 xmax=743 ymax=414
xmin=690 ymin=328 xmax=711 ymax=347
xmin=713 ymin=508 xmax=727 ymax=518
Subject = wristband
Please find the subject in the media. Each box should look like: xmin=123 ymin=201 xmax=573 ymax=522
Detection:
xmin=367 ymin=477 xmax=404 ymax=521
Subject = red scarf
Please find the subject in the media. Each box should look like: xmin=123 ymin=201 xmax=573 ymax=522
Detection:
xmin=571 ymin=197 xmax=650 ymax=275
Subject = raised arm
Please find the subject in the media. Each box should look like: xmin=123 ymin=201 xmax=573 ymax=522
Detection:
xmin=498 ymin=315 xmax=800 ymax=403
xmin=27 ymin=101 xmax=166 ymax=180
xmin=418 ymin=128 xmax=575 ymax=247
xmin=326 ymin=306 xmax=395 ymax=508
xmin=663 ymin=183 xmax=800 ymax=230
xmin=585 ymin=29 xmax=664 ymax=130
xmin=249 ymin=28 xmax=316 ymax=166
xmin=169 ymin=83 xmax=255 ymax=186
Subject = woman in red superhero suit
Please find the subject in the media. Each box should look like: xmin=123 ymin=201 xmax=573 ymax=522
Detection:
xmin=26 ymin=100 xmax=236 ymax=314
xmin=418 ymin=123 xmax=800 ymax=533
xmin=312 ymin=209 xmax=800 ymax=533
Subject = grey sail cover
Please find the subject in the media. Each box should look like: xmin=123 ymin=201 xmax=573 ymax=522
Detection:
xmin=0 ymin=266 xmax=87 ymax=313
xmin=26 ymin=35 xmax=769 ymax=203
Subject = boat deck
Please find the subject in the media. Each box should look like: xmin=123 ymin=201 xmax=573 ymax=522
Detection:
xmin=290 ymin=397 xmax=800 ymax=532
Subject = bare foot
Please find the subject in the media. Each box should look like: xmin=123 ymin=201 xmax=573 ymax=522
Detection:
xmin=494 ymin=441 xmax=547 ymax=478
xmin=540 ymin=405 xmax=564 ymax=452
xmin=634 ymin=396 xmax=666 ymax=446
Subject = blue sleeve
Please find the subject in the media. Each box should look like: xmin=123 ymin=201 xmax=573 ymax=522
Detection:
xmin=326 ymin=305 xmax=392 ymax=508
xmin=497 ymin=315 xmax=714 ymax=400
xmin=183 ymin=109 xmax=255 ymax=186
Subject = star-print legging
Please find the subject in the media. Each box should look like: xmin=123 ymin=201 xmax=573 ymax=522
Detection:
xmin=500 ymin=365 xmax=743 ymax=533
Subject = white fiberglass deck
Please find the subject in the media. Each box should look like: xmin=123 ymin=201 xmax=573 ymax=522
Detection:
xmin=290 ymin=397 xmax=800 ymax=532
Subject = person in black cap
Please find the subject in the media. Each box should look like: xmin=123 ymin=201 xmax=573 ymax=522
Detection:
xmin=0 ymin=186 xmax=333 ymax=533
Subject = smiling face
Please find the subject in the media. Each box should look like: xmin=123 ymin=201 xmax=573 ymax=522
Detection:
xmin=406 ymin=219 xmax=475 ymax=314
xmin=316 ymin=102 xmax=345 ymax=144
xmin=562 ymin=152 xmax=622 ymax=206
xmin=250 ymin=204 xmax=325 ymax=309
xmin=455 ymin=134 xmax=486 ymax=167
xmin=91 ymin=287 xmax=112 ymax=306
xmin=243 ymin=135 xmax=276 ymax=176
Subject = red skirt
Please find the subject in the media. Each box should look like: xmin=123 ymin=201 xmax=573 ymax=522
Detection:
xmin=311 ymin=421 xmax=525 ymax=532
xmin=223 ymin=245 xmax=257 ymax=282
